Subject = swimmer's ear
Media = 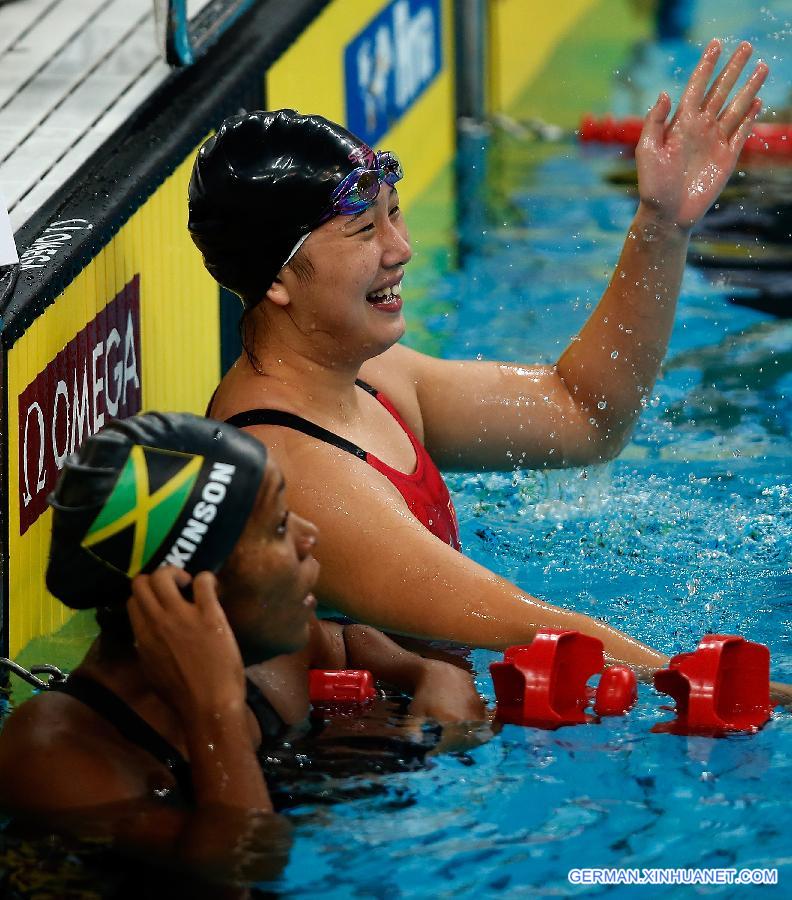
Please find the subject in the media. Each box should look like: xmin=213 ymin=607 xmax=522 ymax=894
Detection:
xmin=265 ymin=277 xmax=291 ymax=308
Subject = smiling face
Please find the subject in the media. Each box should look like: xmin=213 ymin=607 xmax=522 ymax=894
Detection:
xmin=217 ymin=457 xmax=320 ymax=663
xmin=263 ymin=185 xmax=412 ymax=363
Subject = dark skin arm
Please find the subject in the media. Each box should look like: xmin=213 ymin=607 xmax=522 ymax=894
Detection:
xmin=303 ymin=619 xmax=491 ymax=753
xmin=0 ymin=736 xmax=290 ymax=887
xmin=320 ymin=621 xmax=487 ymax=722
xmin=128 ymin=569 xmax=271 ymax=812
xmin=0 ymin=570 xmax=290 ymax=884
xmin=246 ymin=616 xmax=486 ymax=724
xmin=126 ymin=569 xmax=289 ymax=879
xmin=0 ymin=705 xmax=152 ymax=812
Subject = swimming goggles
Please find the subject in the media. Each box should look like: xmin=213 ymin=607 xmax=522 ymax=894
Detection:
xmin=317 ymin=150 xmax=403 ymax=223
xmin=282 ymin=150 xmax=403 ymax=266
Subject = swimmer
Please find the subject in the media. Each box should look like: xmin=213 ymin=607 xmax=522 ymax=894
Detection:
xmin=192 ymin=41 xmax=792 ymax=706
xmin=0 ymin=413 xmax=484 ymax=874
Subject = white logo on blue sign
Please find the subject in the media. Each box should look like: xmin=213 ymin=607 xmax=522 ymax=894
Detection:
xmin=345 ymin=0 xmax=442 ymax=146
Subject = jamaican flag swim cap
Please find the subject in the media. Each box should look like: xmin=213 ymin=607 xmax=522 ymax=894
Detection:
xmin=188 ymin=109 xmax=371 ymax=305
xmin=46 ymin=412 xmax=268 ymax=610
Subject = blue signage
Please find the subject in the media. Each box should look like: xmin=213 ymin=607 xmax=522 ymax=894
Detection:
xmin=344 ymin=0 xmax=443 ymax=146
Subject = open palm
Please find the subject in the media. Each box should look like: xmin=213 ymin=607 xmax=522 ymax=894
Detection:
xmin=636 ymin=40 xmax=767 ymax=231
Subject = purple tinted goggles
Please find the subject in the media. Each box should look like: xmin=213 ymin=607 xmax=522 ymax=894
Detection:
xmin=317 ymin=150 xmax=404 ymax=224
xmin=281 ymin=151 xmax=404 ymax=269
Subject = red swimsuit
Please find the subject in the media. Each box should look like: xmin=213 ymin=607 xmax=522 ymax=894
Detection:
xmin=224 ymin=379 xmax=461 ymax=550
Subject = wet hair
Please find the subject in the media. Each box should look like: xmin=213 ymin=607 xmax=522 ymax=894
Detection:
xmin=46 ymin=412 xmax=268 ymax=612
xmin=188 ymin=109 xmax=371 ymax=308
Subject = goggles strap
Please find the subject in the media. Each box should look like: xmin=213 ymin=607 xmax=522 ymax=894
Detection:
xmin=282 ymin=231 xmax=312 ymax=269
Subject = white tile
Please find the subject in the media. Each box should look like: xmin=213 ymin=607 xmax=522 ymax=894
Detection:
xmin=0 ymin=0 xmax=130 ymax=108
xmin=0 ymin=0 xmax=63 ymax=56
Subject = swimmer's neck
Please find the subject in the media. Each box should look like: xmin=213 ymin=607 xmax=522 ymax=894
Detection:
xmin=237 ymin=326 xmax=388 ymax=419
xmin=81 ymin=641 xmax=168 ymax=704
xmin=77 ymin=643 xmax=184 ymax=740
xmin=73 ymin=644 xmax=265 ymax=761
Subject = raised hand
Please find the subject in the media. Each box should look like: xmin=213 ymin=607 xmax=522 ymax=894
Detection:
xmin=128 ymin=568 xmax=246 ymax=719
xmin=636 ymin=39 xmax=767 ymax=231
xmin=129 ymin=568 xmax=273 ymax=813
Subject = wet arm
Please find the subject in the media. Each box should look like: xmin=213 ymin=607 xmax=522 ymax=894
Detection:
xmin=769 ymin=682 xmax=792 ymax=710
xmin=128 ymin=570 xmax=271 ymax=812
xmin=340 ymin=623 xmax=430 ymax=688
xmin=555 ymin=40 xmax=767 ymax=459
xmin=178 ymin=701 xmax=271 ymax=811
xmin=408 ymin=42 xmax=766 ymax=470
xmin=310 ymin=620 xmax=478 ymax=699
xmin=405 ymin=206 xmax=689 ymax=471
xmin=340 ymin=623 xmax=487 ymax=722
xmin=285 ymin=457 xmax=669 ymax=682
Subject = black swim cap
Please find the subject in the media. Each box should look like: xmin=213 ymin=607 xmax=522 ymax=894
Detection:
xmin=46 ymin=412 xmax=268 ymax=610
xmin=188 ymin=109 xmax=371 ymax=305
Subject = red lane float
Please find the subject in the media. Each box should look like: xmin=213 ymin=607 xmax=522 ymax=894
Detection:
xmin=652 ymin=634 xmax=771 ymax=735
xmin=594 ymin=665 xmax=639 ymax=717
xmin=490 ymin=628 xmax=637 ymax=728
xmin=308 ymin=669 xmax=376 ymax=705
xmin=579 ymin=115 xmax=645 ymax=146
xmin=579 ymin=115 xmax=792 ymax=156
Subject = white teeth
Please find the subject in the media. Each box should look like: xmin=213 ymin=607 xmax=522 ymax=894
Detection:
xmin=367 ymin=281 xmax=402 ymax=301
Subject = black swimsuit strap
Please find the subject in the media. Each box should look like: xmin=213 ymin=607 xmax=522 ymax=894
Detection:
xmin=53 ymin=675 xmax=194 ymax=803
xmin=205 ymin=384 xmax=219 ymax=418
xmin=354 ymin=378 xmax=379 ymax=397
xmin=223 ymin=380 xmax=378 ymax=462
xmin=245 ymin=677 xmax=286 ymax=741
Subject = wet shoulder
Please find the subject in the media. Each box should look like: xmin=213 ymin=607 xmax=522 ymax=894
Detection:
xmin=206 ymin=358 xmax=263 ymax=421
xmin=0 ymin=692 xmax=152 ymax=810
xmin=0 ymin=693 xmax=103 ymax=802
xmin=0 ymin=690 xmax=116 ymax=758
xmin=359 ymin=344 xmax=424 ymax=438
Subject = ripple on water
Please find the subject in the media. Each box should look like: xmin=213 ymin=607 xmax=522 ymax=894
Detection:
xmin=452 ymin=459 xmax=791 ymax=668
